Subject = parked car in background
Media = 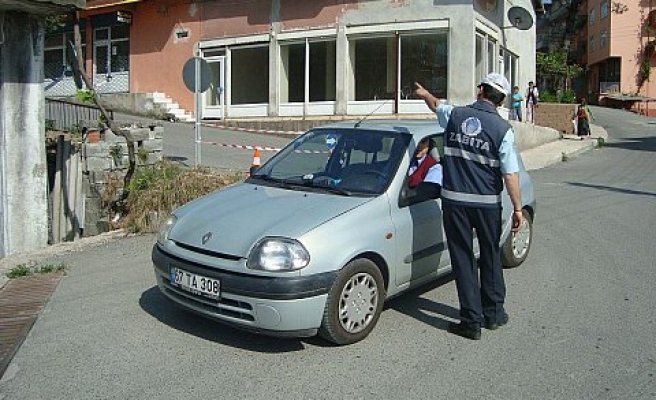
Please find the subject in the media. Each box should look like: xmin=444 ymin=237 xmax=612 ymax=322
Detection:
xmin=152 ymin=119 xmax=535 ymax=345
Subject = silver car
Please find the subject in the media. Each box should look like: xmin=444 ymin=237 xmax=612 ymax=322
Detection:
xmin=152 ymin=119 xmax=535 ymax=345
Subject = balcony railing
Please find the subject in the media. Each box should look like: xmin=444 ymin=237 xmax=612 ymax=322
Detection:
xmin=599 ymin=81 xmax=620 ymax=94
xmin=45 ymin=97 xmax=113 ymax=132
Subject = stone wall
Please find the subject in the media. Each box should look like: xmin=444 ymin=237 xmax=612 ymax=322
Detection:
xmin=534 ymin=103 xmax=578 ymax=135
xmin=81 ymin=125 xmax=164 ymax=235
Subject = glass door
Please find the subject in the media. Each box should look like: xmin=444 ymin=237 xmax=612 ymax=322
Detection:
xmin=202 ymin=56 xmax=226 ymax=119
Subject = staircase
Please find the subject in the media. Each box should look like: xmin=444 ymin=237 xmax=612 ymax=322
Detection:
xmin=149 ymin=92 xmax=195 ymax=122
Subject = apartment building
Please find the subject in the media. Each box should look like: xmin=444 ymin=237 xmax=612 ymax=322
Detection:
xmin=44 ymin=0 xmax=540 ymax=120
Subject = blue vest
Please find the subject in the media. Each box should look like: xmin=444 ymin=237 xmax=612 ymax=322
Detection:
xmin=442 ymin=100 xmax=509 ymax=208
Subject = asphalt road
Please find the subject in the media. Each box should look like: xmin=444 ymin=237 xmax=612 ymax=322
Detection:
xmin=0 ymin=107 xmax=655 ymax=400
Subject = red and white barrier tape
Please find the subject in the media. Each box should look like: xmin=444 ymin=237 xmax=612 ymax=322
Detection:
xmin=197 ymin=141 xmax=331 ymax=154
xmin=199 ymin=141 xmax=281 ymax=152
xmin=201 ymin=123 xmax=303 ymax=136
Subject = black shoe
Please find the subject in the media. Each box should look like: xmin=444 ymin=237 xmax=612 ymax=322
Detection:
xmin=447 ymin=322 xmax=481 ymax=340
xmin=484 ymin=314 xmax=509 ymax=330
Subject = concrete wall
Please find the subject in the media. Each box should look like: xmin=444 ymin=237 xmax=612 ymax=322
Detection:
xmin=0 ymin=12 xmax=49 ymax=258
xmin=534 ymin=102 xmax=578 ymax=134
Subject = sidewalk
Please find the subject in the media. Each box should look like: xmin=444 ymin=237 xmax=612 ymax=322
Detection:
xmin=522 ymin=124 xmax=607 ymax=171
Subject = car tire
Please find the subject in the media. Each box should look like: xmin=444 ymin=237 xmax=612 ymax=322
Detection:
xmin=318 ymin=258 xmax=385 ymax=345
xmin=502 ymin=209 xmax=533 ymax=268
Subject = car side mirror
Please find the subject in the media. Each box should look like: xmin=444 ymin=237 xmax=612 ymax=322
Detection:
xmin=398 ymin=185 xmax=417 ymax=208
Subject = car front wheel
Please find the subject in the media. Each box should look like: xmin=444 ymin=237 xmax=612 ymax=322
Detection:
xmin=319 ymin=258 xmax=385 ymax=345
xmin=502 ymin=209 xmax=533 ymax=268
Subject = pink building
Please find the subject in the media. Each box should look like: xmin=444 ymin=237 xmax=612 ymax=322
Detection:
xmin=585 ymin=0 xmax=656 ymax=116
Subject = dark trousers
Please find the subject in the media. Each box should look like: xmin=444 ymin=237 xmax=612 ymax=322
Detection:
xmin=577 ymin=118 xmax=590 ymax=136
xmin=443 ymin=203 xmax=506 ymax=327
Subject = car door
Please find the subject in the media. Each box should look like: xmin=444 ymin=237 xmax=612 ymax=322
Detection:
xmin=390 ymin=134 xmax=449 ymax=288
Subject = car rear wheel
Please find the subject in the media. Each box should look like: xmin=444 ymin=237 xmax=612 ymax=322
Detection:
xmin=502 ymin=209 xmax=533 ymax=268
xmin=319 ymin=258 xmax=385 ymax=345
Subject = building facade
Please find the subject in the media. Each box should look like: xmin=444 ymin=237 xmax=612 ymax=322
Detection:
xmin=46 ymin=0 xmax=539 ymax=120
xmin=538 ymin=0 xmax=655 ymax=115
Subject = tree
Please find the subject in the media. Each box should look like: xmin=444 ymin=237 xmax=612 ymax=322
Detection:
xmin=70 ymin=12 xmax=137 ymax=213
xmin=537 ymin=50 xmax=583 ymax=98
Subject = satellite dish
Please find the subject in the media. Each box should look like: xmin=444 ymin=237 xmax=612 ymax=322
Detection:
xmin=66 ymin=40 xmax=84 ymax=90
xmin=504 ymin=6 xmax=534 ymax=30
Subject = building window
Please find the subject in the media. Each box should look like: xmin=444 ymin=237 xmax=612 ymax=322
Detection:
xmin=231 ymin=46 xmax=269 ymax=104
xmin=94 ymin=24 xmax=129 ymax=75
xmin=500 ymin=48 xmax=518 ymax=92
xmin=600 ymin=30 xmax=608 ymax=48
xmin=400 ymin=33 xmax=448 ymax=98
xmin=475 ymin=31 xmax=497 ymax=85
xmin=352 ymin=36 xmax=395 ymax=100
xmin=600 ymin=1 xmax=609 ymax=19
xmin=44 ymin=31 xmax=86 ymax=80
xmin=281 ymin=40 xmax=336 ymax=103
xmin=589 ymin=8 xmax=596 ymax=25
xmin=351 ymin=31 xmax=448 ymax=101
xmin=590 ymin=35 xmax=596 ymax=52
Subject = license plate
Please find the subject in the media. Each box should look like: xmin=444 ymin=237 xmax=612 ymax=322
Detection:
xmin=170 ymin=267 xmax=220 ymax=300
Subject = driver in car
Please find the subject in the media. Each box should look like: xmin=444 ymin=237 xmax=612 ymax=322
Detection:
xmin=408 ymin=137 xmax=442 ymax=201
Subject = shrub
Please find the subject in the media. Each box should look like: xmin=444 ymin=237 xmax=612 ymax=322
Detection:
xmin=106 ymin=161 xmax=243 ymax=233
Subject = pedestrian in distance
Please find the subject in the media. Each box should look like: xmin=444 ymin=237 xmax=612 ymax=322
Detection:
xmin=510 ymin=86 xmax=523 ymax=122
xmin=575 ymin=98 xmax=594 ymax=139
xmin=525 ymin=81 xmax=539 ymax=123
xmin=414 ymin=73 xmax=525 ymax=340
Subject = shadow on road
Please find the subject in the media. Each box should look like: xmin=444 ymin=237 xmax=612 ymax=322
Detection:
xmin=603 ymin=135 xmax=656 ymax=153
xmin=139 ymin=286 xmax=313 ymax=352
xmin=566 ymin=182 xmax=656 ymax=198
xmin=386 ymin=274 xmax=459 ymax=331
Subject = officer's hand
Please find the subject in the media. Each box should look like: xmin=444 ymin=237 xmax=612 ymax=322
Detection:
xmin=414 ymin=82 xmax=428 ymax=98
xmin=511 ymin=210 xmax=524 ymax=233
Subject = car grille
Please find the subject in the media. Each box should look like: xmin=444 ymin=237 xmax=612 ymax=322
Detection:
xmin=158 ymin=275 xmax=255 ymax=323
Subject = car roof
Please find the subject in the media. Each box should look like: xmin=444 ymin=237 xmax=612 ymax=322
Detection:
xmin=316 ymin=119 xmax=444 ymax=142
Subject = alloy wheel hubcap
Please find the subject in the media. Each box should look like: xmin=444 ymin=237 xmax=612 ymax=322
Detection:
xmin=338 ymin=272 xmax=379 ymax=334
xmin=512 ymin=219 xmax=531 ymax=258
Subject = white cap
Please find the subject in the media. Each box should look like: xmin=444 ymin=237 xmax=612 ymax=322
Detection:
xmin=480 ymin=73 xmax=511 ymax=96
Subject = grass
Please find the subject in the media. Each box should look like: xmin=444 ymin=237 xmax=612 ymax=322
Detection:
xmin=596 ymin=137 xmax=606 ymax=147
xmin=5 ymin=263 xmax=68 ymax=279
xmin=6 ymin=264 xmax=32 ymax=279
xmin=103 ymin=160 xmax=243 ymax=233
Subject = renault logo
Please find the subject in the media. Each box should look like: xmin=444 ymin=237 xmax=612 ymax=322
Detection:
xmin=201 ymin=232 xmax=213 ymax=245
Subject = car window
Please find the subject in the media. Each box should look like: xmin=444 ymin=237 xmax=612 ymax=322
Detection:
xmin=250 ymin=128 xmax=411 ymax=195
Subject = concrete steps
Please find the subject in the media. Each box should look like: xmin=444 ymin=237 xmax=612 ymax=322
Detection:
xmin=149 ymin=92 xmax=194 ymax=122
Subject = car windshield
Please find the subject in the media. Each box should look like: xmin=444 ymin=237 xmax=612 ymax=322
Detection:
xmin=248 ymin=127 xmax=411 ymax=196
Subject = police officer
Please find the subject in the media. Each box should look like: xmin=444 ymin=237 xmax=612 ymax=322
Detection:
xmin=414 ymin=74 xmax=524 ymax=340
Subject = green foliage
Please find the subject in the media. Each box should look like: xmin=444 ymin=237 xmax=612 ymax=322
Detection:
xmin=640 ymin=59 xmax=652 ymax=85
xmin=137 ymin=146 xmax=149 ymax=164
xmin=597 ymin=137 xmax=606 ymax=147
xmin=6 ymin=265 xmax=32 ymax=279
xmin=537 ymin=51 xmax=584 ymax=96
xmin=76 ymin=89 xmax=95 ymax=104
xmin=109 ymin=145 xmax=124 ymax=166
xmin=45 ymin=15 xmax=67 ymax=33
xmin=537 ymin=90 xmax=576 ymax=104
xmin=560 ymin=90 xmax=577 ymax=103
xmin=38 ymin=263 xmax=66 ymax=274
xmin=107 ymin=161 xmax=243 ymax=233
xmin=539 ymin=91 xmax=558 ymax=103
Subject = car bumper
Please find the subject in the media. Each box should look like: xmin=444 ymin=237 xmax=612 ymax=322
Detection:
xmin=152 ymin=244 xmax=336 ymax=336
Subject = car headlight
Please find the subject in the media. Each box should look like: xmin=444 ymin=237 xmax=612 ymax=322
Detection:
xmin=247 ymin=237 xmax=310 ymax=272
xmin=157 ymin=215 xmax=178 ymax=245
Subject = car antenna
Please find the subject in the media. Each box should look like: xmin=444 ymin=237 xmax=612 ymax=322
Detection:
xmin=354 ymin=98 xmax=392 ymax=128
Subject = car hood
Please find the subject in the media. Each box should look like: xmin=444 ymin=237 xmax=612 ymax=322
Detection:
xmin=169 ymin=183 xmax=373 ymax=257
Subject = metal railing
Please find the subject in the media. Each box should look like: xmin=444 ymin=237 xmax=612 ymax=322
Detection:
xmin=599 ymin=81 xmax=620 ymax=94
xmin=45 ymin=97 xmax=113 ymax=132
